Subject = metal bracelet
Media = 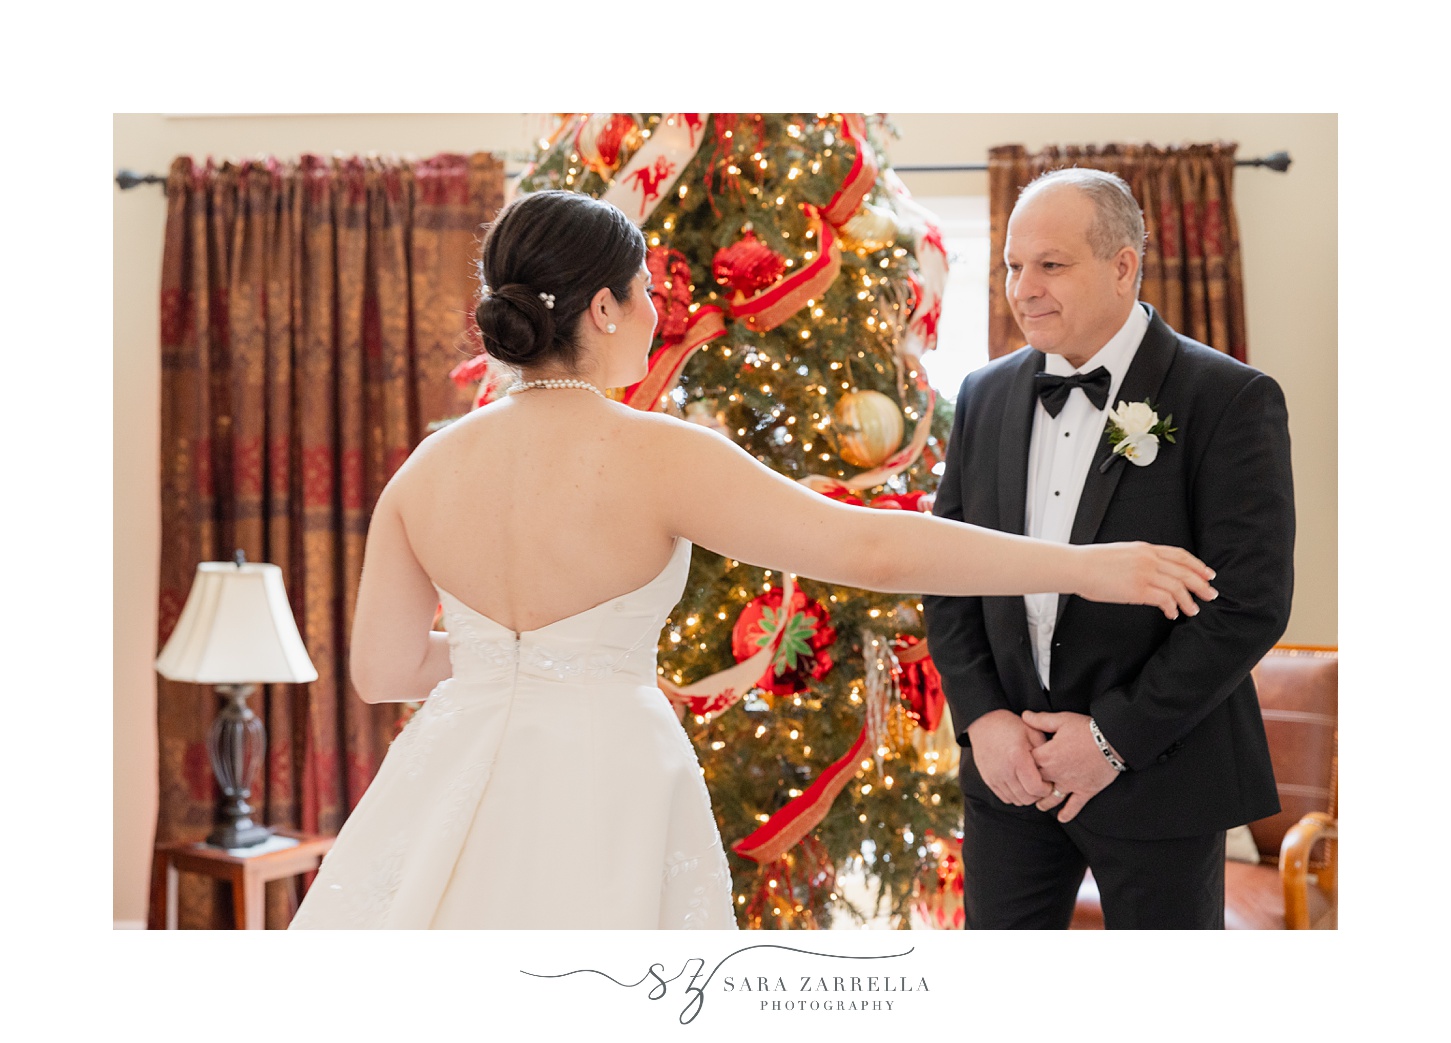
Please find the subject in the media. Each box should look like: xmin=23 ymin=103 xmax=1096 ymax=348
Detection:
xmin=1089 ymin=716 xmax=1127 ymax=773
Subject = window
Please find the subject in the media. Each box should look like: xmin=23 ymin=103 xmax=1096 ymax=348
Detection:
xmin=914 ymin=195 xmax=991 ymax=405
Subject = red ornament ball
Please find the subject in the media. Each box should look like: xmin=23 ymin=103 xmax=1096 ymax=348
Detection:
xmin=891 ymin=634 xmax=946 ymax=733
xmin=731 ymin=588 xmax=836 ymax=696
xmin=712 ymin=230 xmax=786 ymax=296
xmin=575 ymin=112 xmax=642 ymax=175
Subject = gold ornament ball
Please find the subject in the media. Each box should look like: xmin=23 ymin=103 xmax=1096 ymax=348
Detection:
xmin=911 ymin=710 xmax=962 ymax=776
xmin=832 ymin=390 xmax=904 ymax=469
xmin=840 ymin=202 xmax=900 ymax=252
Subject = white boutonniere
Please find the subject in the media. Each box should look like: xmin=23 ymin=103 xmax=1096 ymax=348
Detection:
xmin=1101 ymin=399 xmax=1177 ymax=471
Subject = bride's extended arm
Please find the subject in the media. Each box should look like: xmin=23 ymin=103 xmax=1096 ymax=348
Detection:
xmin=349 ymin=484 xmax=454 ymax=704
xmin=653 ymin=417 xmax=1216 ymax=618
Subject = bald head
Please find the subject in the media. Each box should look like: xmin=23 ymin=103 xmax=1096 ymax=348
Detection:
xmin=1015 ymin=169 xmax=1146 ymax=291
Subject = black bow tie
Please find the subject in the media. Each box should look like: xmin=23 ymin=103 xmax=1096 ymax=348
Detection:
xmin=1034 ymin=366 xmax=1111 ymax=417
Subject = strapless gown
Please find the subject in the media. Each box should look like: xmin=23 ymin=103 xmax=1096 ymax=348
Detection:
xmin=289 ymin=537 xmax=737 ymax=929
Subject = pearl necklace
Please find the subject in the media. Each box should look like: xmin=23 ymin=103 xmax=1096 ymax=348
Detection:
xmin=507 ymin=378 xmax=605 ymax=399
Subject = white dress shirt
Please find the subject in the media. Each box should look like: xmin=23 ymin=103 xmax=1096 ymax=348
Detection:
xmin=1024 ymin=302 xmax=1150 ymax=690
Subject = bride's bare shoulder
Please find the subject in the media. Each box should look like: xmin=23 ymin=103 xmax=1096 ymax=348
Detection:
xmin=610 ymin=403 xmax=720 ymax=442
xmin=388 ymin=399 xmax=720 ymax=494
xmin=383 ymin=401 xmax=504 ymax=483
xmin=602 ymin=403 xmax=739 ymax=465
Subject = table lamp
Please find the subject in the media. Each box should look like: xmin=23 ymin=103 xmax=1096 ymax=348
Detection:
xmin=156 ymin=551 xmax=317 ymax=848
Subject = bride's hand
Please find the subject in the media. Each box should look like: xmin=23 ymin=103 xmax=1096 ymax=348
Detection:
xmin=1074 ymin=542 xmax=1218 ymax=619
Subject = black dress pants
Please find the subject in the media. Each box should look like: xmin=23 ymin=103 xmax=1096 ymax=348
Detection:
xmin=960 ymin=795 xmax=1226 ymax=930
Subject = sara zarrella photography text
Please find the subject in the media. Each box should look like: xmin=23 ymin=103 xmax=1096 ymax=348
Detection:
xmin=723 ymin=975 xmax=930 ymax=993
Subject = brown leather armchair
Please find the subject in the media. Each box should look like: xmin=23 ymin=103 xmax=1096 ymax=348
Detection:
xmin=1071 ymin=645 xmax=1338 ymax=929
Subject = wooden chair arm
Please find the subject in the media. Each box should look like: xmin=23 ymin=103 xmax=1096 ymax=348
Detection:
xmin=1279 ymin=810 xmax=1337 ymax=929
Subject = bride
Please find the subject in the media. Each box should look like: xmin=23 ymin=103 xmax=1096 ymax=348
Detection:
xmin=289 ymin=191 xmax=1216 ymax=930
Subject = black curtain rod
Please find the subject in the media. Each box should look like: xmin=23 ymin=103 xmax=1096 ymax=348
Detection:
xmin=115 ymin=151 xmax=1291 ymax=191
xmin=894 ymin=150 xmax=1292 ymax=173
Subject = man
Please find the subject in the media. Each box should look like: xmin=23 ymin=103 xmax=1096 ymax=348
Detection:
xmin=923 ymin=168 xmax=1294 ymax=929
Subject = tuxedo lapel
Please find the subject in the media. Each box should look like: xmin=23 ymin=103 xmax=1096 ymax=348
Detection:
xmin=990 ymin=351 xmax=1045 ymax=695
xmin=997 ymin=352 xmax=1043 ymax=536
xmin=1058 ymin=307 xmax=1179 ymax=624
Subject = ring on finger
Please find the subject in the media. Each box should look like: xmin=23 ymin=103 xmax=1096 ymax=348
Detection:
xmin=1051 ymin=788 xmax=1064 ymax=799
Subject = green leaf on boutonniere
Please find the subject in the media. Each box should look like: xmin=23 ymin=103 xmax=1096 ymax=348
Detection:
xmin=1102 ymin=400 xmax=1177 ymax=469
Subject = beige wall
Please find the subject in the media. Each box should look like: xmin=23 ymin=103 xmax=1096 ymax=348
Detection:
xmin=113 ymin=113 xmax=1336 ymax=925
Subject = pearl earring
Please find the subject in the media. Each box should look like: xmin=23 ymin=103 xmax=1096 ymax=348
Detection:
xmin=606 ymin=323 xmax=617 ymax=334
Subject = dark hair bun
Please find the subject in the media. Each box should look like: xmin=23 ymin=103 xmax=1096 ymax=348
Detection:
xmin=469 ymin=190 xmax=647 ymax=374
xmin=474 ymin=283 xmax=557 ymax=367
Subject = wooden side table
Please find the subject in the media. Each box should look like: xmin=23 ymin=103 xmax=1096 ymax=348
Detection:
xmin=148 ymin=829 xmax=335 ymax=930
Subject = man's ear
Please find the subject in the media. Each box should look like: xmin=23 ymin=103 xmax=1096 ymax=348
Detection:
xmin=1115 ymin=246 xmax=1140 ymax=294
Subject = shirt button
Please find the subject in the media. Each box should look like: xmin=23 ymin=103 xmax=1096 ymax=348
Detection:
xmin=1054 ymin=491 xmax=1061 ymax=496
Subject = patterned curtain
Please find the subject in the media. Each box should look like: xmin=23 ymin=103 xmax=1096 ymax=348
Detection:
xmin=987 ymin=142 xmax=1247 ymax=361
xmin=153 ymin=152 xmax=503 ymax=928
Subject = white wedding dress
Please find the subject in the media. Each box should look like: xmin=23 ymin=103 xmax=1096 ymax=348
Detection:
xmin=289 ymin=537 xmax=737 ymax=929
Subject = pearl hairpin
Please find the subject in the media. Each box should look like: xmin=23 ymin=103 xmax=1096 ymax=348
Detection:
xmin=538 ymin=292 xmax=555 ymax=309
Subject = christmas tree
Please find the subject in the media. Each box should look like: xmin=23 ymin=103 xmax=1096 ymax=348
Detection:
xmin=456 ymin=113 xmax=965 ymax=928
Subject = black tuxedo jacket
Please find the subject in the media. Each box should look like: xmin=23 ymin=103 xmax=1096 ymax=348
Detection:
xmin=923 ymin=305 xmax=1293 ymax=840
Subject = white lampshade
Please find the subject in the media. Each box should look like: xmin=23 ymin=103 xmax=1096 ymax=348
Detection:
xmin=156 ymin=561 xmax=318 ymax=684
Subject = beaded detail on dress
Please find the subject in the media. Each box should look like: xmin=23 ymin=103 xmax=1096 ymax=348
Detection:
xmin=290 ymin=833 xmax=406 ymax=930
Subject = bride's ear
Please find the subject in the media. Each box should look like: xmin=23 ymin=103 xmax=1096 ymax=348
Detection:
xmin=586 ymin=287 xmax=616 ymax=334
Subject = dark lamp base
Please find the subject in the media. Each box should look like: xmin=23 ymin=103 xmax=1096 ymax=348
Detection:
xmin=207 ymin=683 xmax=272 ymax=849
xmin=207 ymin=821 xmax=274 ymax=849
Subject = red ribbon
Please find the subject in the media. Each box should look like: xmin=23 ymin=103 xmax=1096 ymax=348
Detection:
xmin=622 ymin=306 xmax=727 ymax=411
xmin=821 ymin=114 xmax=879 ymax=226
xmin=732 ymin=724 xmax=868 ymax=863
